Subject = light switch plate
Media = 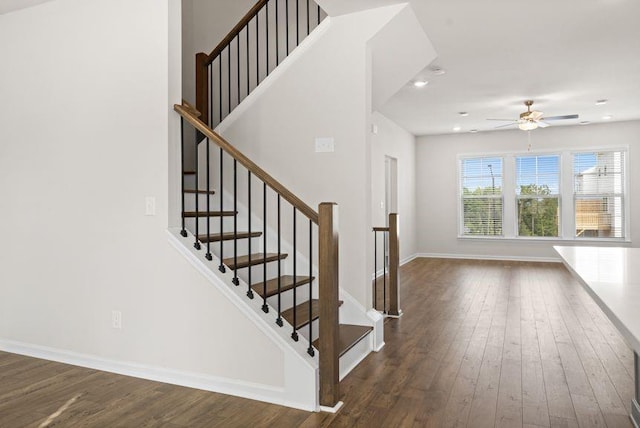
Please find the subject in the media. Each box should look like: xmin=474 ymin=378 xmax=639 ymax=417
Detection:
xmin=145 ymin=196 xmax=156 ymax=216
xmin=315 ymin=137 xmax=334 ymax=153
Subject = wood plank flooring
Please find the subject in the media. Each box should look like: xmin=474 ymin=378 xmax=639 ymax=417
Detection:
xmin=0 ymin=258 xmax=634 ymax=427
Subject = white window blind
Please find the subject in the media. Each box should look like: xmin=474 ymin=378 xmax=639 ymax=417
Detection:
xmin=515 ymin=155 xmax=560 ymax=237
xmin=573 ymin=151 xmax=625 ymax=238
xmin=460 ymin=157 xmax=503 ymax=236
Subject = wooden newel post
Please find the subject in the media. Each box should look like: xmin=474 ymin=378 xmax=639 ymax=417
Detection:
xmin=388 ymin=213 xmax=401 ymax=316
xmin=318 ymin=202 xmax=340 ymax=408
xmin=195 ymin=53 xmax=209 ymax=126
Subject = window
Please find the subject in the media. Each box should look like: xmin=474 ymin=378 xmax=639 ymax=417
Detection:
xmin=574 ymin=151 xmax=625 ymax=238
xmin=516 ymin=155 xmax=560 ymax=237
xmin=460 ymin=157 xmax=503 ymax=236
xmin=457 ymin=148 xmax=628 ymax=241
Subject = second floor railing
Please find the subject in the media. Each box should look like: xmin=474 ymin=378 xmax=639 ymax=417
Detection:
xmin=372 ymin=213 xmax=401 ymax=317
xmin=196 ymin=0 xmax=327 ymax=129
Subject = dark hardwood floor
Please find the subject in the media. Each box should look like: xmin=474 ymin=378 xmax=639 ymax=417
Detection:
xmin=0 ymin=258 xmax=634 ymax=427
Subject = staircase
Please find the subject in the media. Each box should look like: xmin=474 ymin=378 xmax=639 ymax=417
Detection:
xmin=175 ymin=0 xmax=373 ymax=410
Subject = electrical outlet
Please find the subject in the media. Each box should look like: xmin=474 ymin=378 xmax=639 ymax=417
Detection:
xmin=145 ymin=196 xmax=156 ymax=216
xmin=112 ymin=310 xmax=122 ymax=329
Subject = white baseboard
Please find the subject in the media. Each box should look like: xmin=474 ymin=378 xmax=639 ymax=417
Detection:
xmin=320 ymin=401 xmax=344 ymax=413
xmin=0 ymin=338 xmax=315 ymax=412
xmin=400 ymin=254 xmax=418 ymax=266
xmin=415 ymin=252 xmax=562 ymax=263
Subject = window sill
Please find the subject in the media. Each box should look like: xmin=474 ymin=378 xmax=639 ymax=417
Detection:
xmin=457 ymin=235 xmax=631 ymax=244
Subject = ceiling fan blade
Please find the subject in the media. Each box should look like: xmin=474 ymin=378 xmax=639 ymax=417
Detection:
xmin=537 ymin=121 xmax=551 ymax=128
xmin=530 ymin=111 xmax=544 ymax=120
xmin=541 ymin=114 xmax=579 ymax=121
xmin=494 ymin=122 xmax=516 ymax=129
xmin=487 ymin=118 xmax=517 ymax=122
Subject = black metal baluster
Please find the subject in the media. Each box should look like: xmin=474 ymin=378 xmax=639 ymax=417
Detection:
xmin=292 ymin=207 xmax=298 ymax=341
xmin=265 ymin=3 xmax=269 ymax=76
xmin=317 ymin=3 xmax=320 ymax=25
xmin=208 ymin=64 xmax=213 ymax=128
xmin=236 ymin=36 xmax=240 ymax=110
xmin=276 ymin=0 xmax=279 ymax=65
xmin=383 ymin=231 xmax=387 ymax=313
xmin=218 ymin=56 xmax=222 ymax=124
xmin=307 ymin=219 xmax=314 ymax=357
xmin=296 ymin=0 xmax=300 ymax=45
xmin=276 ymin=195 xmax=283 ymax=327
xmin=180 ymin=117 xmax=187 ymax=237
xmin=193 ymin=135 xmax=201 ymax=250
xmin=218 ymin=148 xmax=225 ymax=273
xmin=262 ymin=182 xmax=268 ymax=313
xmin=306 ymin=0 xmax=310 ymax=36
xmin=205 ymin=137 xmax=212 ymax=260
xmin=286 ymin=0 xmax=290 ymax=54
xmin=247 ymin=171 xmax=254 ymax=299
xmin=232 ymin=160 xmax=239 ymax=286
xmin=246 ymin=25 xmax=250 ymax=98
xmin=256 ymin=14 xmax=260 ymax=88
xmin=227 ymin=45 xmax=231 ymax=118
xmin=374 ymin=231 xmax=377 ymax=309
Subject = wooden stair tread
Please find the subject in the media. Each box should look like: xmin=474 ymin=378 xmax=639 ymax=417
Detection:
xmin=313 ymin=324 xmax=373 ymax=357
xmin=252 ymin=275 xmax=313 ymax=298
xmin=184 ymin=189 xmax=216 ymax=195
xmin=223 ymin=253 xmax=288 ymax=270
xmin=197 ymin=231 xmax=261 ymax=242
xmin=281 ymin=299 xmax=343 ymax=330
xmin=282 ymin=299 xmax=319 ymax=330
xmin=182 ymin=211 xmax=237 ymax=217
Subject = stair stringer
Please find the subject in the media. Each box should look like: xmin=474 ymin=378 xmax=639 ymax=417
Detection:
xmin=167 ymin=228 xmax=319 ymax=411
xmin=337 ymin=288 xmax=384 ymax=379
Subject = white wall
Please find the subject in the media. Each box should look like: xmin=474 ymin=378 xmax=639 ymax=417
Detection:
xmin=181 ymin=0 xmax=255 ymax=106
xmin=0 ymin=0 xmax=306 ymax=406
xmin=371 ymin=112 xmax=418 ymax=262
xmin=213 ymin=6 xmax=406 ymax=307
xmin=416 ymin=121 xmax=640 ymax=260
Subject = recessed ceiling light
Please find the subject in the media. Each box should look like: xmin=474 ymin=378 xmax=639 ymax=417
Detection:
xmin=602 ymin=115 xmax=613 ymax=120
xmin=579 ymin=121 xmax=591 ymax=125
xmin=453 ymin=126 xmax=462 ymax=132
xmin=413 ymin=80 xmax=429 ymax=88
xmin=458 ymin=112 xmax=469 ymax=117
xmin=469 ymin=129 xmax=479 ymax=133
xmin=595 ymin=99 xmax=608 ymax=106
xmin=430 ymin=67 xmax=446 ymax=75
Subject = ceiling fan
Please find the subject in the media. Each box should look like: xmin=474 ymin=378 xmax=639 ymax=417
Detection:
xmin=488 ymin=100 xmax=579 ymax=131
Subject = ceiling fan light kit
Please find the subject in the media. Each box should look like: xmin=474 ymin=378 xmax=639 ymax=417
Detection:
xmin=488 ymin=100 xmax=579 ymax=131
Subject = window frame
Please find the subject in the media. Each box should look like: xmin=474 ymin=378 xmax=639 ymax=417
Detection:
xmin=571 ymin=149 xmax=628 ymax=240
xmin=514 ymin=153 xmax=562 ymax=238
xmin=457 ymin=146 xmax=630 ymax=242
xmin=458 ymin=156 xmax=505 ymax=238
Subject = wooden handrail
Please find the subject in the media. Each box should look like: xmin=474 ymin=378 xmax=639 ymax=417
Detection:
xmin=174 ymin=103 xmax=319 ymax=224
xmin=205 ymin=0 xmax=268 ymax=65
xmin=181 ymin=99 xmax=201 ymax=117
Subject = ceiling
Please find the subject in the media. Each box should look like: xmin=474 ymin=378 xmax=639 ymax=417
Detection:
xmin=378 ymin=0 xmax=640 ymax=136
xmin=0 ymin=0 xmax=53 ymax=15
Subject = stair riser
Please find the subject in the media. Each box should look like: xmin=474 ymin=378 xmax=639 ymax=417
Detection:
xmin=265 ymin=287 xmax=313 ymax=316
xmin=296 ymin=318 xmax=320 ymax=343
xmin=183 ymin=194 xmax=217 ymax=209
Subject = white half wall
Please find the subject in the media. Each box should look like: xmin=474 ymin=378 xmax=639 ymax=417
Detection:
xmin=371 ymin=112 xmax=418 ymax=262
xmin=416 ymin=121 xmax=639 ymax=260
xmin=0 ymin=0 xmax=315 ymax=410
